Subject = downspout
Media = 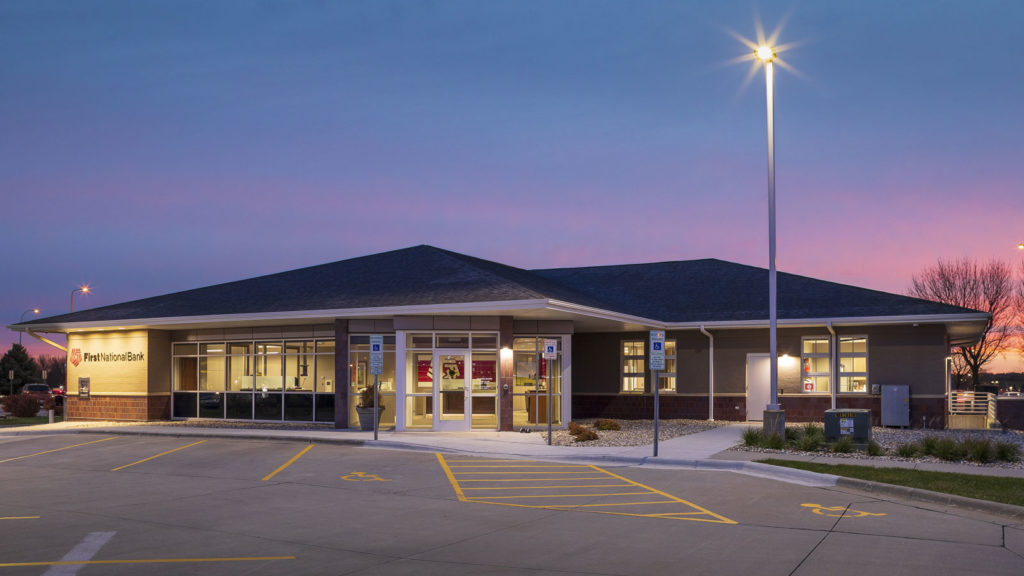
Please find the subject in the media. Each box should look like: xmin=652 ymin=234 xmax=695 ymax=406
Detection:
xmin=700 ymin=325 xmax=714 ymax=421
xmin=826 ymin=322 xmax=836 ymax=410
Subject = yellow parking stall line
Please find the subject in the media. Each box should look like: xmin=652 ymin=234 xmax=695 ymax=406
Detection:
xmin=1 ymin=516 xmax=40 ymax=520
xmin=459 ymin=476 xmax=611 ymax=482
xmin=546 ymin=500 xmax=677 ymax=508
xmin=589 ymin=465 xmax=736 ymax=525
xmin=437 ymin=453 xmax=737 ymax=524
xmin=111 ymin=440 xmax=207 ymax=472
xmin=0 ymin=556 xmax=295 ymax=568
xmin=467 ymin=491 xmax=655 ymax=500
xmin=0 ymin=437 xmax=117 ymax=464
xmin=437 ymin=453 xmax=468 ymax=500
xmin=262 ymin=444 xmax=314 ymax=481
xmin=444 ymin=459 xmax=537 ymax=463
xmin=453 ymin=471 xmax=600 ymax=475
xmin=449 ymin=465 xmax=589 ymax=469
xmin=466 ymin=479 xmax=630 ymax=487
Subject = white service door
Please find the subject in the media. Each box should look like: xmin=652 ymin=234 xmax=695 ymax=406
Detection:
xmin=746 ymin=354 xmax=771 ymax=421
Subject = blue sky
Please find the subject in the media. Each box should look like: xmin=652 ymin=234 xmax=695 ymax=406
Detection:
xmin=2 ymin=1 xmax=1022 ymax=368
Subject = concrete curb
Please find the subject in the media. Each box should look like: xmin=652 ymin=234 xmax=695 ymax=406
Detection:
xmin=834 ymin=476 xmax=1024 ymax=521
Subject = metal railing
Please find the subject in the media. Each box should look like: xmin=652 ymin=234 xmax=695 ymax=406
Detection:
xmin=948 ymin=391 xmax=995 ymax=416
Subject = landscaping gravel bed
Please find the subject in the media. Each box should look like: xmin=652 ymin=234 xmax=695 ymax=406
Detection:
xmin=540 ymin=418 xmax=723 ymax=447
xmin=732 ymin=425 xmax=1024 ymax=469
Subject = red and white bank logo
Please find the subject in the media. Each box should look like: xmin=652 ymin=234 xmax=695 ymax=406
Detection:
xmin=70 ymin=348 xmax=82 ymax=367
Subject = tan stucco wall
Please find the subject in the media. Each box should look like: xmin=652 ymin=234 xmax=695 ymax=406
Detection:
xmin=67 ymin=331 xmax=150 ymax=396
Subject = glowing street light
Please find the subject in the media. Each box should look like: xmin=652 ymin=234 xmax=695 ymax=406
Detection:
xmin=1018 ymin=242 xmax=1023 ymax=250
xmin=18 ymin=308 xmax=39 ymax=345
xmin=70 ymin=285 xmax=90 ymax=312
xmin=755 ymin=42 xmax=784 ymax=436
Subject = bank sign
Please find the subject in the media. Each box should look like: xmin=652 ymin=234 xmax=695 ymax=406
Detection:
xmin=69 ymin=348 xmax=145 ymax=367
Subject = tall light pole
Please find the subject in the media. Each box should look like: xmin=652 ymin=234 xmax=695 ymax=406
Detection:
xmin=18 ymin=308 xmax=39 ymax=345
xmin=757 ymin=44 xmax=785 ymax=436
xmin=70 ymin=285 xmax=90 ymax=312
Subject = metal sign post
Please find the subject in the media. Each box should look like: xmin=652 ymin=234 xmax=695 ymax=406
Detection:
xmin=543 ymin=339 xmax=558 ymax=446
xmin=369 ymin=336 xmax=384 ymax=441
xmin=649 ymin=330 xmax=665 ymax=457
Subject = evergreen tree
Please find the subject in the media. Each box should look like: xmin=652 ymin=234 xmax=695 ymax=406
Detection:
xmin=0 ymin=343 xmax=41 ymax=396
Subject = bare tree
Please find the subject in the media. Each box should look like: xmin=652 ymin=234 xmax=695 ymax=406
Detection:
xmin=910 ymin=258 xmax=1014 ymax=389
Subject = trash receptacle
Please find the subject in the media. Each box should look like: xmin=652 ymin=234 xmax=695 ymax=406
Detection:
xmin=824 ymin=409 xmax=872 ymax=443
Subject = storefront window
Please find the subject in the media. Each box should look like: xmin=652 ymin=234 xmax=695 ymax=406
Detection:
xmin=839 ymin=336 xmax=868 ymax=393
xmin=172 ymin=337 xmax=334 ymax=422
xmin=657 ymin=340 xmax=677 ymax=392
xmin=801 ymin=337 xmax=831 ymax=393
xmin=512 ymin=337 xmax=562 ymax=427
xmin=349 ymin=335 xmax=396 ymax=428
xmin=622 ymin=340 xmax=645 ymax=393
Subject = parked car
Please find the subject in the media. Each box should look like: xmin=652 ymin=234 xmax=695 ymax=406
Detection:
xmin=21 ymin=383 xmax=53 ymax=406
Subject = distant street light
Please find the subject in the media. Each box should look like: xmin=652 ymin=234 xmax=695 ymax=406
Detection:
xmin=1018 ymin=242 xmax=1023 ymax=250
xmin=70 ymin=285 xmax=90 ymax=312
xmin=18 ymin=308 xmax=39 ymax=345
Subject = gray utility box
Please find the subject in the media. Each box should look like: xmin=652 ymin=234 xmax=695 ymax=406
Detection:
xmin=881 ymin=385 xmax=910 ymax=427
xmin=824 ymin=409 xmax=872 ymax=443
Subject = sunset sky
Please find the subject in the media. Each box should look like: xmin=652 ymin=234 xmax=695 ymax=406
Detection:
xmin=2 ymin=1 xmax=1022 ymax=370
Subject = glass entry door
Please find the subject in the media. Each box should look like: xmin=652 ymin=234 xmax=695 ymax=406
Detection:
xmin=435 ymin=352 xmax=469 ymax=430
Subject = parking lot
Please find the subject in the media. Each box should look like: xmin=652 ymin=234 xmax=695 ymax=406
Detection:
xmin=1 ymin=433 xmax=1022 ymax=575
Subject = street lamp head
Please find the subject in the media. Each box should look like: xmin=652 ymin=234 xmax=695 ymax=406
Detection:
xmin=32 ymin=308 xmax=39 ymax=314
xmin=81 ymin=285 xmax=90 ymax=294
xmin=756 ymin=45 xmax=776 ymax=63
xmin=1018 ymin=242 xmax=1024 ymax=250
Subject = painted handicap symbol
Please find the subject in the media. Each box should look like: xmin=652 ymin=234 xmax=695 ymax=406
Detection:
xmin=801 ymin=503 xmax=885 ymax=518
xmin=342 ymin=471 xmax=391 ymax=482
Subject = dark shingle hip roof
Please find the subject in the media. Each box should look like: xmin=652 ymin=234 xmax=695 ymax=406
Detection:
xmin=14 ymin=246 xmax=982 ymax=327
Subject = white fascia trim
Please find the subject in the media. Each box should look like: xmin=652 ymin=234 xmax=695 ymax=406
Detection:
xmin=544 ymin=300 xmax=665 ymax=329
xmin=11 ymin=299 xmax=554 ymax=333
xmin=665 ymin=312 xmax=991 ymax=330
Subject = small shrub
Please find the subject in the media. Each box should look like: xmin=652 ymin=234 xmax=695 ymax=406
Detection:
xmin=1 ymin=393 xmax=42 ymax=418
xmin=742 ymin=428 xmax=765 ymax=447
xmin=995 ymin=441 xmax=1021 ymax=463
xmin=933 ymin=438 xmax=966 ymax=462
xmin=568 ymin=421 xmax=586 ymax=436
xmin=920 ymin=436 xmax=940 ymax=456
xmin=593 ymin=419 xmax=621 ymax=431
xmin=865 ymin=441 xmax=883 ymax=457
xmin=832 ymin=436 xmax=853 ymax=454
xmin=962 ymin=438 xmax=995 ymax=464
xmin=765 ymin=432 xmax=784 ymax=450
xmin=802 ymin=423 xmax=825 ymax=440
xmin=573 ymin=429 xmax=599 ymax=442
xmin=896 ymin=443 xmax=920 ymax=458
xmin=797 ymin=432 xmax=825 ymax=452
xmin=784 ymin=427 xmax=803 ymax=448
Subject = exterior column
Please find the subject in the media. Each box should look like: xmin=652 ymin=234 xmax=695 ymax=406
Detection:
xmin=499 ymin=316 xmax=514 ymax=431
xmin=334 ymin=319 xmax=349 ymax=429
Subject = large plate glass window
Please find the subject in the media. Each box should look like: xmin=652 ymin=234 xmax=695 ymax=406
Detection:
xmin=512 ymin=337 xmax=562 ymax=428
xmin=657 ymin=340 xmax=677 ymax=392
xmin=349 ymin=335 xmax=396 ymax=429
xmin=839 ymin=336 xmax=868 ymax=393
xmin=801 ymin=337 xmax=830 ymax=393
xmin=172 ymin=337 xmax=334 ymax=422
xmin=621 ymin=340 xmax=645 ymax=393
